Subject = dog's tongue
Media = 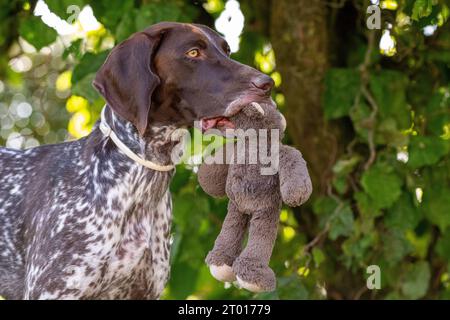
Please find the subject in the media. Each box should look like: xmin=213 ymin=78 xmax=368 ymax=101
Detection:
xmin=201 ymin=117 xmax=235 ymax=132
xmin=202 ymin=118 xmax=219 ymax=131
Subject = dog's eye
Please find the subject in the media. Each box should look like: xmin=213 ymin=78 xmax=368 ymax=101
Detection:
xmin=186 ymin=49 xmax=200 ymax=58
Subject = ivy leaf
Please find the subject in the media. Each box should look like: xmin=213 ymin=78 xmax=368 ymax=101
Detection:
xmin=135 ymin=3 xmax=182 ymax=31
xmin=19 ymin=16 xmax=58 ymax=50
xmin=355 ymin=191 xmax=382 ymax=219
xmin=408 ymin=136 xmax=449 ymax=169
xmin=45 ymin=0 xmax=85 ymax=19
xmin=383 ymin=229 xmax=412 ymax=265
xmin=115 ymin=10 xmax=138 ymax=42
xmin=342 ymin=234 xmax=374 ymax=267
xmin=312 ymin=248 xmax=326 ymax=267
xmin=349 ymin=101 xmax=371 ymax=140
xmin=63 ymin=38 xmax=83 ymax=60
xmin=370 ymin=70 xmax=410 ymax=130
xmin=436 ymin=230 xmax=450 ymax=261
xmin=313 ymin=196 xmax=339 ymax=228
xmin=323 ymin=68 xmax=360 ymax=119
xmin=329 ymin=204 xmax=354 ymax=240
xmin=385 ymin=193 xmax=422 ymax=231
xmin=277 ymin=276 xmax=309 ymax=299
xmin=72 ymin=51 xmax=110 ymax=83
xmin=422 ymin=186 xmax=450 ymax=232
xmin=401 ymin=261 xmax=430 ymax=299
xmin=333 ymin=155 xmax=362 ymax=175
xmin=71 ymin=73 xmax=100 ymax=102
xmin=411 ymin=0 xmax=433 ymax=21
xmin=169 ymin=261 xmax=199 ymax=299
xmin=361 ymin=163 xmax=403 ymax=209
xmin=90 ymin=0 xmax=135 ymax=31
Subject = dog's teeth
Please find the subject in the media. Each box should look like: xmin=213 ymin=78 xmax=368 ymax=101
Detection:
xmin=250 ymin=102 xmax=265 ymax=116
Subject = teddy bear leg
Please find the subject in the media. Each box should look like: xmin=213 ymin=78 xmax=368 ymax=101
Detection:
xmin=206 ymin=201 xmax=249 ymax=282
xmin=233 ymin=208 xmax=279 ymax=292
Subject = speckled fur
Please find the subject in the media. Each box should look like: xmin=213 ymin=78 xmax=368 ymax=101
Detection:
xmin=0 ymin=106 xmax=177 ymax=300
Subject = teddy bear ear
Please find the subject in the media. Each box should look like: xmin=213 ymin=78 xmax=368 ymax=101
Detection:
xmin=242 ymin=102 xmax=266 ymax=119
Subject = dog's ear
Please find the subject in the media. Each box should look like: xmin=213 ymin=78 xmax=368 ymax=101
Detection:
xmin=93 ymin=28 xmax=167 ymax=136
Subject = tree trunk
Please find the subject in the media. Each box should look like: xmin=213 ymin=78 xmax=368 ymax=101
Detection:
xmin=270 ymin=0 xmax=341 ymax=194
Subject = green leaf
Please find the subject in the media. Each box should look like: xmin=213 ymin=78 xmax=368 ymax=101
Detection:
xmin=115 ymin=10 xmax=138 ymax=42
xmin=383 ymin=229 xmax=412 ymax=265
xmin=312 ymin=248 xmax=326 ymax=267
xmin=63 ymin=39 xmax=83 ymax=60
xmin=411 ymin=0 xmax=433 ymax=20
xmin=277 ymin=276 xmax=309 ymax=299
xmin=170 ymin=166 xmax=192 ymax=194
xmin=329 ymin=204 xmax=354 ymax=240
xmin=323 ymin=68 xmax=360 ymax=119
xmin=361 ymin=163 xmax=403 ymax=209
xmin=349 ymin=101 xmax=371 ymax=140
xmin=422 ymin=186 xmax=450 ymax=232
xmin=72 ymin=51 xmax=110 ymax=83
xmin=355 ymin=191 xmax=382 ymax=218
xmin=408 ymin=136 xmax=449 ymax=169
xmin=135 ymin=3 xmax=182 ymax=31
xmin=401 ymin=261 xmax=430 ymax=299
xmin=369 ymin=70 xmax=410 ymax=130
xmin=436 ymin=230 xmax=450 ymax=261
xmin=332 ymin=155 xmax=362 ymax=175
xmin=45 ymin=0 xmax=85 ymax=19
xmin=385 ymin=193 xmax=422 ymax=231
xmin=71 ymin=73 xmax=100 ymax=102
xmin=169 ymin=261 xmax=199 ymax=299
xmin=313 ymin=196 xmax=339 ymax=228
xmin=90 ymin=0 xmax=135 ymax=31
xmin=19 ymin=16 xmax=58 ymax=50
xmin=342 ymin=234 xmax=375 ymax=267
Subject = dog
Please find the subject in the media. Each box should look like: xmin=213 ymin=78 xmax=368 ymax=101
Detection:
xmin=0 ymin=22 xmax=274 ymax=299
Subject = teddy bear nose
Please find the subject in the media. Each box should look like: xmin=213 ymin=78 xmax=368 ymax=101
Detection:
xmin=252 ymin=75 xmax=274 ymax=95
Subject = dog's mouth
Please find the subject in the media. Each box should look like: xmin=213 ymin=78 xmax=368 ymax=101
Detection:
xmin=200 ymin=117 xmax=235 ymax=132
xmin=199 ymin=97 xmax=275 ymax=133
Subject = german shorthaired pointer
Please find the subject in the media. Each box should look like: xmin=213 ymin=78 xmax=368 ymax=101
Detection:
xmin=0 ymin=22 xmax=274 ymax=299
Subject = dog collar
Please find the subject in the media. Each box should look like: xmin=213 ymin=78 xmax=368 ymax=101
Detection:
xmin=99 ymin=107 xmax=175 ymax=172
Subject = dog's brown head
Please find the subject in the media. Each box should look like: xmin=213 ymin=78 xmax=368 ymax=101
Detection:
xmin=93 ymin=22 xmax=274 ymax=136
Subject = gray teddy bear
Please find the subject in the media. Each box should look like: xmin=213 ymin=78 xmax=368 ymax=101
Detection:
xmin=197 ymin=102 xmax=312 ymax=292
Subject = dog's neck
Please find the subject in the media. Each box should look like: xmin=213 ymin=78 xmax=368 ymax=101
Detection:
xmin=100 ymin=105 xmax=180 ymax=166
xmin=82 ymin=106 xmax=177 ymax=219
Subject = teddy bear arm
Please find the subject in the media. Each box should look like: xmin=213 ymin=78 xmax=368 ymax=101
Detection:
xmin=197 ymin=163 xmax=229 ymax=198
xmin=279 ymin=145 xmax=313 ymax=207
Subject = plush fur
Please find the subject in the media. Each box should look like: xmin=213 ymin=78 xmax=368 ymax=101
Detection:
xmin=197 ymin=103 xmax=312 ymax=292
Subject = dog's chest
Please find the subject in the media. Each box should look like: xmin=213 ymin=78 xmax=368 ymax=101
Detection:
xmin=60 ymin=167 xmax=174 ymax=300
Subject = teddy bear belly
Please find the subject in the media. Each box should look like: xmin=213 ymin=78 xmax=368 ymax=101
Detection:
xmin=226 ymin=174 xmax=282 ymax=213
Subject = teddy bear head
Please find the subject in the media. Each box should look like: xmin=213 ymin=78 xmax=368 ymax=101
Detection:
xmin=230 ymin=102 xmax=287 ymax=134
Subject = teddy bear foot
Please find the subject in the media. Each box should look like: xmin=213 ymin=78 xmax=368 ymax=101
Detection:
xmin=232 ymin=257 xmax=276 ymax=293
xmin=209 ymin=264 xmax=236 ymax=282
xmin=206 ymin=250 xmax=238 ymax=282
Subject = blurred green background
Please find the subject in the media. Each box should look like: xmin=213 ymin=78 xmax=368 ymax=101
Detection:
xmin=0 ymin=0 xmax=449 ymax=300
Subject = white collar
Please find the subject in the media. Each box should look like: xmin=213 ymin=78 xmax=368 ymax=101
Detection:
xmin=99 ymin=107 xmax=175 ymax=172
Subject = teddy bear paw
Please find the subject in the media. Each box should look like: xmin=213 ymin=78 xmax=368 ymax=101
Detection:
xmin=232 ymin=257 xmax=276 ymax=293
xmin=209 ymin=264 xmax=236 ymax=282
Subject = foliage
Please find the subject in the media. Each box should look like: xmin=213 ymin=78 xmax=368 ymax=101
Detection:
xmin=0 ymin=0 xmax=449 ymax=300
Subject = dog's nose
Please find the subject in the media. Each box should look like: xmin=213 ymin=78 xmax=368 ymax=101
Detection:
xmin=252 ymin=75 xmax=274 ymax=94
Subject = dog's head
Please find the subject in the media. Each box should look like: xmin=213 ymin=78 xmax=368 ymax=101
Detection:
xmin=93 ymin=22 xmax=274 ymax=136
